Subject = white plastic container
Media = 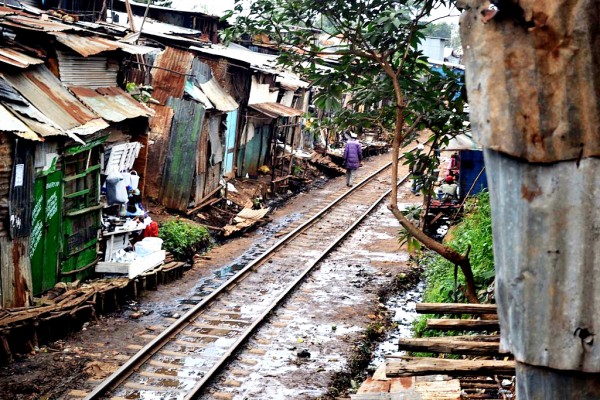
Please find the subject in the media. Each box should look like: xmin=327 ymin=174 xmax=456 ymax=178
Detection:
xmin=134 ymin=241 xmax=153 ymax=257
xmin=141 ymin=237 xmax=163 ymax=252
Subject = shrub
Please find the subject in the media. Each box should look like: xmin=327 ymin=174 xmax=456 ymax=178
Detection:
xmin=159 ymin=219 xmax=211 ymax=261
xmin=421 ymin=191 xmax=495 ymax=305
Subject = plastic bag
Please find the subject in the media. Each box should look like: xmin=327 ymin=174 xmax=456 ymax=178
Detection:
xmin=105 ymin=172 xmax=128 ymax=205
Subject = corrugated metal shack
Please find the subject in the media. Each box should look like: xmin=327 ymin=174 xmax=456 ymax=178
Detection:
xmin=192 ymin=44 xmax=310 ymax=187
xmin=113 ymin=0 xmax=222 ymax=43
xmin=0 ymin=4 xmax=155 ymax=306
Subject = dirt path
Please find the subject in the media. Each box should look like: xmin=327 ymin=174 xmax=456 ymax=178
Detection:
xmin=0 ymin=149 xmax=421 ymax=400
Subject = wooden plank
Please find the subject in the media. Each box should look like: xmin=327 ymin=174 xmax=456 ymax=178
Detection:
xmin=148 ymin=360 xmax=182 ymax=369
xmin=139 ymin=371 xmax=196 ymax=381
xmin=386 ymin=357 xmax=515 ymax=377
xmin=174 ymin=339 xmax=209 ymax=348
xmin=416 ymin=303 xmax=497 ymax=315
xmin=397 ymin=338 xmax=506 ymax=356
xmin=124 ymin=382 xmax=183 ymax=392
xmin=426 ymin=319 xmax=500 ymax=331
xmin=356 ymin=378 xmax=391 ymax=394
xmin=192 ymin=323 xmax=243 ymax=332
xmin=399 ymin=335 xmax=500 ymax=343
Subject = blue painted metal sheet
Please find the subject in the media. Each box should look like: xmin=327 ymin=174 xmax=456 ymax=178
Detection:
xmin=459 ymin=150 xmax=488 ymax=198
xmin=224 ymin=110 xmax=238 ymax=175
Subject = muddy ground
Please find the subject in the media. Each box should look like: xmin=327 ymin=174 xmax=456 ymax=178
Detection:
xmin=0 ymin=151 xmax=423 ymax=400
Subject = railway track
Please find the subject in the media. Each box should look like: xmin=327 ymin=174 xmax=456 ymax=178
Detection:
xmin=85 ymin=157 xmax=411 ymax=400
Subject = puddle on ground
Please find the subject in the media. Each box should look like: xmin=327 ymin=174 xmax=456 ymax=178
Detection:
xmin=369 ymin=280 xmax=425 ymax=369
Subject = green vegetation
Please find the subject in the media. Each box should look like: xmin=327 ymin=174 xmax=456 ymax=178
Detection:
xmin=414 ymin=191 xmax=494 ymax=337
xmin=159 ymin=219 xmax=211 ymax=261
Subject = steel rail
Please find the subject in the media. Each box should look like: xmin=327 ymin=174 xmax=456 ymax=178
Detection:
xmin=85 ymin=154 xmax=411 ymax=400
xmin=184 ymin=172 xmax=410 ymax=399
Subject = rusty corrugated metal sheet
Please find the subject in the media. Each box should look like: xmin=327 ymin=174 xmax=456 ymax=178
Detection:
xmin=0 ymin=47 xmax=43 ymax=68
xmin=199 ymin=78 xmax=238 ymax=112
xmin=484 ymin=149 xmax=600 ymax=373
xmin=0 ymin=104 xmax=40 ymax=141
xmin=0 ymin=76 xmax=75 ymax=140
xmin=461 ymin=1 xmax=600 ymax=163
xmin=0 ymin=133 xmax=13 ymax=239
xmin=70 ymin=86 xmax=154 ymax=122
xmin=52 ymin=32 xmax=120 ymax=57
xmin=56 ymin=50 xmax=118 ymax=89
xmin=249 ymin=102 xmax=304 ymax=118
xmin=2 ymin=65 xmax=108 ymax=135
xmin=51 ymin=32 xmax=159 ymax=57
xmin=145 ymin=104 xmax=174 ymax=199
xmin=0 ymin=6 xmax=17 ymax=17
xmin=0 ymin=14 xmax=83 ymax=32
xmin=151 ymin=47 xmax=194 ymax=103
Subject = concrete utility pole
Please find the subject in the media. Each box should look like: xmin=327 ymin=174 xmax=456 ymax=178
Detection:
xmin=460 ymin=0 xmax=600 ymax=398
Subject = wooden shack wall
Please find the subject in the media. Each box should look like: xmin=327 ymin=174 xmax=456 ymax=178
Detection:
xmin=0 ymin=134 xmax=32 ymax=308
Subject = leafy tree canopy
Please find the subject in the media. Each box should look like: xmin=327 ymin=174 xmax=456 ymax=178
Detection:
xmin=225 ymin=0 xmax=477 ymax=302
xmin=422 ymin=21 xmax=453 ymax=38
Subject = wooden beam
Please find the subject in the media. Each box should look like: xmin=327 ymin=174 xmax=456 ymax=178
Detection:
xmin=386 ymin=357 xmax=515 ymax=377
xmin=426 ymin=319 xmax=500 ymax=331
xmin=416 ymin=303 xmax=497 ymax=315
xmin=186 ymin=186 xmax=222 ymax=215
xmin=404 ymin=334 xmax=500 ymax=343
xmin=396 ymin=337 xmax=507 ymax=356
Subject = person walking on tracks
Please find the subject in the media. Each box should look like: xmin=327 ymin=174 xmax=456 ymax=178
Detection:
xmin=343 ymin=132 xmax=363 ymax=187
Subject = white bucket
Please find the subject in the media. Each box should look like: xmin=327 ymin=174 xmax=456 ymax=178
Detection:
xmin=142 ymin=237 xmax=163 ymax=252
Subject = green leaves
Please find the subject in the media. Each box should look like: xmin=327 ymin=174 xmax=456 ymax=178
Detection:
xmin=159 ymin=219 xmax=211 ymax=261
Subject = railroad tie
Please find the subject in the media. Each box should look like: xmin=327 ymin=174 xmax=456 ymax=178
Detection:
xmin=212 ymin=393 xmax=234 ymax=400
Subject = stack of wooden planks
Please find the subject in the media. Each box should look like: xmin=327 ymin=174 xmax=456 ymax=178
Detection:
xmin=354 ymin=302 xmax=514 ymax=400
xmin=0 ymin=253 xmax=186 ymax=364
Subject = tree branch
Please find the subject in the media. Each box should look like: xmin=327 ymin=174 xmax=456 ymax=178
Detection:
xmin=389 ymin=204 xmax=479 ymax=303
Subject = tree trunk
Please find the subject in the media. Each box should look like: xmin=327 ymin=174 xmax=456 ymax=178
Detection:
xmin=389 ymin=205 xmax=479 ymax=303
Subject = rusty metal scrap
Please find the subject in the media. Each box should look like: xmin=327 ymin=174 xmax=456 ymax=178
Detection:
xmin=2 ymin=65 xmax=108 ymax=136
xmin=151 ymin=47 xmax=194 ymax=103
xmin=0 ymin=47 xmax=43 ymax=68
xmin=0 ymin=14 xmax=84 ymax=32
xmin=460 ymin=0 xmax=600 ymax=163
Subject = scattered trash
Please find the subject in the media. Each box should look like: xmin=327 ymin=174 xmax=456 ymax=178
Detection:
xmin=296 ymin=349 xmax=311 ymax=358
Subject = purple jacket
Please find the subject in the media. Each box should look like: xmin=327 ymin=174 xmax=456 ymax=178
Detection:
xmin=343 ymin=140 xmax=362 ymax=170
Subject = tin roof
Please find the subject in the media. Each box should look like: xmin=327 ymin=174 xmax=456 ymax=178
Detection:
xmin=52 ymin=32 xmax=159 ymax=57
xmin=0 ymin=75 xmax=71 ymax=139
xmin=198 ymin=78 xmax=238 ymax=112
xmin=0 ymin=14 xmax=83 ymax=32
xmin=0 ymin=103 xmax=40 ymax=141
xmin=2 ymin=65 xmax=108 ymax=135
xmin=112 ymin=11 xmax=210 ymax=46
xmin=191 ymin=43 xmax=309 ymax=89
xmin=249 ymin=102 xmax=304 ymax=118
xmin=70 ymin=86 xmax=154 ymax=122
xmin=119 ymin=0 xmax=220 ymax=19
xmin=53 ymin=32 xmax=120 ymax=57
xmin=0 ymin=47 xmax=43 ymax=68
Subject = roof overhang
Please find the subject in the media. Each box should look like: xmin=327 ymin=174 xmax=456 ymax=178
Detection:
xmin=249 ymin=102 xmax=304 ymax=118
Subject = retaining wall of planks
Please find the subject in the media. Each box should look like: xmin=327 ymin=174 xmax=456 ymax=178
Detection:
xmin=0 ymin=257 xmax=186 ymax=364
